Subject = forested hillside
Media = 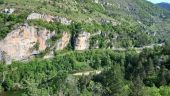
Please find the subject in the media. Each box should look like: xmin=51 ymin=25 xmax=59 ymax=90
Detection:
xmin=0 ymin=0 xmax=170 ymax=96
xmin=157 ymin=2 xmax=170 ymax=11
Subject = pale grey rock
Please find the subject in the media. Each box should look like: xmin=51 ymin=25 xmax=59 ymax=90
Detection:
xmin=0 ymin=51 xmax=12 ymax=64
xmin=44 ymin=51 xmax=54 ymax=59
xmin=55 ymin=32 xmax=71 ymax=50
xmin=4 ymin=54 xmax=12 ymax=65
xmin=75 ymin=32 xmax=91 ymax=50
xmin=93 ymin=0 xmax=99 ymax=3
xmin=91 ymin=31 xmax=101 ymax=36
xmin=32 ymin=50 xmax=40 ymax=55
xmin=0 ymin=50 xmax=3 ymax=61
xmin=27 ymin=13 xmax=54 ymax=22
xmin=2 ymin=8 xmax=15 ymax=14
xmin=27 ymin=13 xmax=72 ymax=25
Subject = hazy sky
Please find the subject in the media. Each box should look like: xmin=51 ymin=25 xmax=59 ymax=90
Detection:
xmin=147 ymin=0 xmax=170 ymax=3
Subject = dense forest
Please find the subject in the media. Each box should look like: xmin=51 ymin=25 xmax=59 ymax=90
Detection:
xmin=0 ymin=41 xmax=170 ymax=96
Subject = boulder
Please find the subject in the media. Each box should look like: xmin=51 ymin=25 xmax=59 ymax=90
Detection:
xmin=27 ymin=13 xmax=54 ymax=22
xmin=44 ymin=51 xmax=54 ymax=59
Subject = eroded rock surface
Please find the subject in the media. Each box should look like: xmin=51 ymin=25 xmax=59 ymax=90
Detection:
xmin=27 ymin=13 xmax=72 ymax=25
xmin=55 ymin=32 xmax=71 ymax=50
xmin=75 ymin=32 xmax=91 ymax=50
xmin=0 ymin=24 xmax=54 ymax=64
xmin=0 ymin=50 xmax=3 ymax=61
xmin=44 ymin=51 xmax=54 ymax=59
xmin=27 ymin=13 xmax=54 ymax=22
xmin=2 ymin=8 xmax=15 ymax=14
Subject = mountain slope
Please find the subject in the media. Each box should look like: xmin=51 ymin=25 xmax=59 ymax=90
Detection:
xmin=0 ymin=0 xmax=169 ymax=63
xmin=1 ymin=0 xmax=170 ymax=41
xmin=1 ymin=0 xmax=170 ymax=96
xmin=157 ymin=2 xmax=170 ymax=11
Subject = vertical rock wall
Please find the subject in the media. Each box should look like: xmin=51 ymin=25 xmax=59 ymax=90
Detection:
xmin=55 ymin=32 xmax=71 ymax=50
xmin=0 ymin=24 xmax=54 ymax=64
xmin=75 ymin=32 xmax=91 ymax=50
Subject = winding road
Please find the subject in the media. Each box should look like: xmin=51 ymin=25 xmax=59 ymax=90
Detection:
xmin=71 ymin=43 xmax=164 ymax=76
xmin=72 ymin=70 xmax=102 ymax=76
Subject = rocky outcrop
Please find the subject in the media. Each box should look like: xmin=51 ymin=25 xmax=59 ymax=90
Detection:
xmin=2 ymin=8 xmax=15 ymax=14
xmin=27 ymin=13 xmax=72 ymax=25
xmin=44 ymin=51 xmax=54 ymax=59
xmin=27 ymin=13 xmax=54 ymax=22
xmin=75 ymin=32 xmax=91 ymax=50
xmin=0 ymin=24 xmax=54 ymax=64
xmin=55 ymin=32 xmax=71 ymax=50
xmin=55 ymin=32 xmax=91 ymax=51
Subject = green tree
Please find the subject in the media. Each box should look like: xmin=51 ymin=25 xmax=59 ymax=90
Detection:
xmin=2 ymin=79 xmax=14 ymax=91
xmin=163 ymin=41 xmax=170 ymax=54
xmin=143 ymin=86 xmax=161 ymax=96
xmin=0 ymin=0 xmax=4 ymax=4
xmin=157 ymin=66 xmax=167 ymax=87
xmin=99 ymin=64 xmax=128 ymax=96
xmin=130 ymin=75 xmax=144 ymax=96
xmin=144 ymin=58 xmax=156 ymax=87
xmin=159 ymin=86 xmax=170 ymax=96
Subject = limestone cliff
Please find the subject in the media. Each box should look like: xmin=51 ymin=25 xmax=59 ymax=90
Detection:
xmin=0 ymin=50 xmax=3 ymax=61
xmin=75 ymin=32 xmax=91 ymax=50
xmin=0 ymin=12 xmax=93 ymax=64
xmin=55 ymin=32 xmax=71 ymax=50
xmin=0 ymin=24 xmax=54 ymax=64
xmin=0 ymin=24 xmax=93 ymax=64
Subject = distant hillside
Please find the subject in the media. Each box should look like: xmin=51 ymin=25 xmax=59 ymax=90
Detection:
xmin=157 ymin=2 xmax=170 ymax=11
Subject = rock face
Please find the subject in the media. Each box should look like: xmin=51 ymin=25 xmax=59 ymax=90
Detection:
xmin=27 ymin=13 xmax=72 ymax=25
xmin=55 ymin=32 xmax=71 ymax=50
xmin=75 ymin=32 xmax=91 ymax=50
xmin=2 ymin=8 xmax=15 ymax=14
xmin=0 ymin=24 xmax=54 ymax=64
xmin=43 ymin=51 xmax=54 ymax=59
xmin=54 ymin=16 xmax=72 ymax=25
xmin=27 ymin=13 xmax=54 ymax=22
xmin=0 ymin=50 xmax=3 ymax=61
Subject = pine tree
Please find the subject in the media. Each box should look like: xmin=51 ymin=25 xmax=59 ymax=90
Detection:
xmin=101 ymin=64 xmax=127 ymax=96
xmin=130 ymin=75 xmax=144 ymax=96
xmin=146 ymin=58 xmax=155 ymax=77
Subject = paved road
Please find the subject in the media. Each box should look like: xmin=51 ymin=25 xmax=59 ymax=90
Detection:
xmin=72 ymin=70 xmax=102 ymax=76
xmin=112 ymin=43 xmax=164 ymax=53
